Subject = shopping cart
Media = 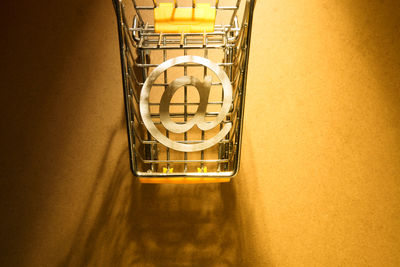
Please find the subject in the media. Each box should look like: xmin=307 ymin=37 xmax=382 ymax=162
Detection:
xmin=113 ymin=0 xmax=256 ymax=183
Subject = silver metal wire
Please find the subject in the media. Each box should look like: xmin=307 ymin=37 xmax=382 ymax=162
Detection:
xmin=113 ymin=0 xmax=256 ymax=177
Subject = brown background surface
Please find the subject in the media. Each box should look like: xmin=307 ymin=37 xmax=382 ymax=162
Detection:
xmin=1 ymin=0 xmax=400 ymax=266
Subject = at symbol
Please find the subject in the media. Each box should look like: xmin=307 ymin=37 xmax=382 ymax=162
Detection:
xmin=140 ymin=56 xmax=233 ymax=152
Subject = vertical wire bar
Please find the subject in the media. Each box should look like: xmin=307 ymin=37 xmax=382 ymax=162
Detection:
xmin=218 ymin=49 xmax=226 ymax=172
xmin=202 ymin=48 xmax=208 ymax=171
xmin=152 ymin=0 xmax=157 ymax=7
xmin=163 ymin=41 xmax=170 ymax=172
xmin=232 ymin=0 xmax=256 ymax=174
xmin=180 ymin=32 xmax=184 ymax=47
xmin=192 ymin=0 xmax=196 ymax=8
xmin=227 ymin=46 xmax=234 ymax=171
xmin=226 ymin=1 xmax=245 ymax=171
xmin=119 ymin=5 xmax=138 ymax=172
xmin=183 ymin=48 xmax=188 ymax=173
xmin=158 ymin=32 xmax=163 ymax=47
xmin=215 ymin=0 xmax=219 ymax=8
xmin=142 ymin=49 xmax=154 ymax=172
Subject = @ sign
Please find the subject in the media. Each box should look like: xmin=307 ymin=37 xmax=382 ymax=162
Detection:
xmin=140 ymin=55 xmax=233 ymax=152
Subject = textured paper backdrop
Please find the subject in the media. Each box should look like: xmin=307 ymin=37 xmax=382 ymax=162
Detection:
xmin=1 ymin=0 xmax=399 ymax=266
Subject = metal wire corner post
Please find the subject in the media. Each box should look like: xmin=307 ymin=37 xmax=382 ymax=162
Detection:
xmin=113 ymin=0 xmax=138 ymax=176
xmin=232 ymin=0 xmax=256 ymax=176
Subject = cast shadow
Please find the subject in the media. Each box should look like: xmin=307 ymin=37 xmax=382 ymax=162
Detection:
xmin=59 ymin=132 xmax=245 ymax=266
xmin=0 ymin=0 xmax=119 ymax=265
xmin=343 ymin=1 xmax=400 ymax=99
xmin=59 ymin=2 xmax=247 ymax=264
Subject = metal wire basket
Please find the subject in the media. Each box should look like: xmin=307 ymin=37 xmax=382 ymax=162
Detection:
xmin=113 ymin=0 xmax=256 ymax=182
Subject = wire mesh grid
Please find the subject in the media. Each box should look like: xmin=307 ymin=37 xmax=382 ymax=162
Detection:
xmin=113 ymin=0 xmax=256 ymax=178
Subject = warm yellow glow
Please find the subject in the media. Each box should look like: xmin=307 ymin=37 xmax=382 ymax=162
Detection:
xmin=9 ymin=0 xmax=400 ymax=266
xmin=140 ymin=177 xmax=230 ymax=184
xmin=154 ymin=3 xmax=216 ymax=32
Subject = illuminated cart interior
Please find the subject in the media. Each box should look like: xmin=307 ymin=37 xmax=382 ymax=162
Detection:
xmin=113 ymin=0 xmax=256 ymax=183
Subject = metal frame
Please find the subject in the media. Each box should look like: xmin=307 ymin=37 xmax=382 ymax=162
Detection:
xmin=113 ymin=0 xmax=256 ymax=178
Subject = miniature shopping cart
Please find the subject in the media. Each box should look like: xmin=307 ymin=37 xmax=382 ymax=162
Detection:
xmin=113 ymin=0 xmax=256 ymax=183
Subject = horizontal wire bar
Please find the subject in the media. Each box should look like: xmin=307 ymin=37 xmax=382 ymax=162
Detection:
xmin=150 ymin=119 xmax=230 ymax=125
xmin=130 ymin=24 xmax=238 ymax=30
xmin=145 ymin=40 xmax=225 ymax=45
xmin=215 ymin=6 xmax=238 ymax=10
xmin=135 ymin=171 xmax=235 ymax=177
xmin=136 ymin=62 xmax=233 ymax=67
xmin=142 ymin=159 xmax=229 ymax=164
xmin=150 ymin=111 xmax=227 ymax=117
xmin=141 ymin=138 xmax=230 ymax=145
xmin=134 ymin=6 xmax=239 ymax=10
xmin=150 ymin=82 xmax=223 ymax=86
xmin=137 ymin=44 xmax=227 ymax=50
xmin=137 ymin=31 xmax=226 ymax=36
xmin=149 ymin=101 xmax=223 ymax=106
